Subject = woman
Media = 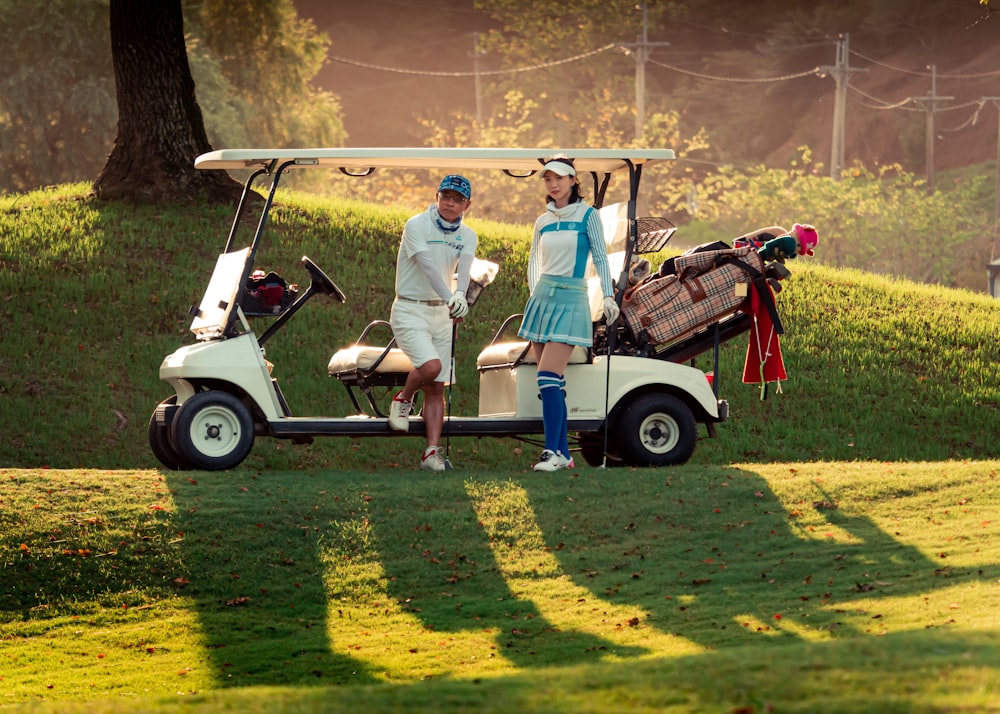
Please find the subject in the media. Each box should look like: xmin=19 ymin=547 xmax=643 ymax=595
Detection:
xmin=517 ymin=156 xmax=619 ymax=472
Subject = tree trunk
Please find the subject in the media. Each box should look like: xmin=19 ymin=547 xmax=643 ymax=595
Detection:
xmin=93 ymin=0 xmax=243 ymax=204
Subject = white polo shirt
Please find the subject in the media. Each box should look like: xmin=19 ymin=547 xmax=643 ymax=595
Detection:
xmin=395 ymin=206 xmax=478 ymax=301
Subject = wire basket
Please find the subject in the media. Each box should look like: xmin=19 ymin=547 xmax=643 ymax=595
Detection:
xmin=634 ymin=217 xmax=676 ymax=254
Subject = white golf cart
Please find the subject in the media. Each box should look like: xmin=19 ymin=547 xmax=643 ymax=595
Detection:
xmin=149 ymin=148 xmax=764 ymax=471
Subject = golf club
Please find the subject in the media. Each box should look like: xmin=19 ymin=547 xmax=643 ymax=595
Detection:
xmin=443 ymin=320 xmax=458 ymax=470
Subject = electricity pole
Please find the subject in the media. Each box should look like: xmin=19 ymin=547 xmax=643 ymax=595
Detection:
xmin=908 ymin=65 xmax=953 ymax=195
xmin=619 ymin=2 xmax=669 ymax=141
xmin=983 ymin=97 xmax=1000 ymax=296
xmin=818 ymin=34 xmax=865 ymax=180
xmin=471 ymin=32 xmax=484 ymax=127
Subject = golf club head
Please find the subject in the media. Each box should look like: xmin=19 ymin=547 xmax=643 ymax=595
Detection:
xmin=443 ymin=458 xmax=453 ymax=470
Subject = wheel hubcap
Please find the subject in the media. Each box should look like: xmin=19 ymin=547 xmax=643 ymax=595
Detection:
xmin=639 ymin=413 xmax=679 ymax=454
xmin=187 ymin=407 xmax=241 ymax=456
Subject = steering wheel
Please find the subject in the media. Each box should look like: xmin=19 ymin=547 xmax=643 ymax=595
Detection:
xmin=301 ymin=256 xmax=346 ymax=304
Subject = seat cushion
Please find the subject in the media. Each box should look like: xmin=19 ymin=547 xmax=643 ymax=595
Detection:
xmin=328 ymin=345 xmax=414 ymax=376
xmin=476 ymin=341 xmax=589 ymax=369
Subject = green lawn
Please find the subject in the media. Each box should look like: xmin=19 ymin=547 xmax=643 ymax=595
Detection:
xmin=2 ymin=462 xmax=998 ymax=712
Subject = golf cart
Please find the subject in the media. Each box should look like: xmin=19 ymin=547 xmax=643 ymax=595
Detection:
xmin=149 ymin=148 xmax=797 ymax=471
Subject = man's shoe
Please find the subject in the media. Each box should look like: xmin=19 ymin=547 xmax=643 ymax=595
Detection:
xmin=420 ymin=445 xmax=447 ymax=471
xmin=388 ymin=392 xmax=412 ymax=432
xmin=533 ymin=449 xmax=574 ymax=471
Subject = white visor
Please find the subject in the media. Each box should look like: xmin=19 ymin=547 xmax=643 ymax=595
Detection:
xmin=540 ymin=160 xmax=575 ymax=177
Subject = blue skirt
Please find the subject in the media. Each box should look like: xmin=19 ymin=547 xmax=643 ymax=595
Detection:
xmin=517 ymin=274 xmax=593 ymax=347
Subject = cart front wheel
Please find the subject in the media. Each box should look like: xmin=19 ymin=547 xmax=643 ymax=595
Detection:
xmin=615 ymin=393 xmax=697 ymax=467
xmin=170 ymin=391 xmax=255 ymax=471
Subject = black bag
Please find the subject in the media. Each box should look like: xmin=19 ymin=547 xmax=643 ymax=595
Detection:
xmin=243 ymin=270 xmax=297 ymax=316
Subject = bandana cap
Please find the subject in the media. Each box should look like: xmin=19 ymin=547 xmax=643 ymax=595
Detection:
xmin=438 ymin=175 xmax=471 ymax=200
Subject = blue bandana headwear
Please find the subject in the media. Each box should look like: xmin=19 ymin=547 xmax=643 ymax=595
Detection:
xmin=430 ymin=205 xmax=461 ymax=233
xmin=438 ymin=174 xmax=472 ymax=200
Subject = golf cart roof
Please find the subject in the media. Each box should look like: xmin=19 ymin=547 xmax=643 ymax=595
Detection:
xmin=193 ymin=147 xmax=675 ymax=174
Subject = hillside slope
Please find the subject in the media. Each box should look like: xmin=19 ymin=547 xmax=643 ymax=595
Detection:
xmin=1 ymin=186 xmax=997 ymax=471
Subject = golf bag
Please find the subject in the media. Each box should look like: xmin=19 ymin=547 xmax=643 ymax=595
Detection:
xmin=621 ymin=245 xmax=779 ymax=348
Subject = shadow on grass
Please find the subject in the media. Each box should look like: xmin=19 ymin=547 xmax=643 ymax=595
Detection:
xmin=161 ymin=463 xmax=997 ymax=690
xmin=165 ymin=470 xmax=379 ymax=687
xmin=524 ymin=465 xmax=999 ymax=650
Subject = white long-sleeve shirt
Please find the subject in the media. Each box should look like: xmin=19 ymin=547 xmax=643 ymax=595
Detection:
xmin=527 ymin=201 xmax=614 ymax=298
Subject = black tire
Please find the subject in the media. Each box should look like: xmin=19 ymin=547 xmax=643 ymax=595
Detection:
xmin=577 ymin=431 xmax=624 ymax=468
xmin=147 ymin=396 xmax=189 ymax=471
xmin=169 ymin=391 xmax=255 ymax=471
xmin=614 ymin=393 xmax=697 ymax=467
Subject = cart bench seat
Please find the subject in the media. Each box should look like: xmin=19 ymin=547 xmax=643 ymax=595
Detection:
xmin=326 ymin=320 xmax=415 ymax=417
xmin=328 ymin=344 xmax=414 ymax=376
xmin=476 ymin=341 xmax=589 ymax=370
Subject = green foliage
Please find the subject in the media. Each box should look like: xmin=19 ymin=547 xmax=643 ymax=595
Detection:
xmin=0 ymin=0 xmax=345 ymax=195
xmin=683 ymin=150 xmax=994 ymax=291
xmin=186 ymin=0 xmax=346 ymax=150
xmin=0 ymin=0 xmax=115 ymax=193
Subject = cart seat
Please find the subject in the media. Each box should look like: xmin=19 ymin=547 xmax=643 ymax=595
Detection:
xmin=326 ymin=320 xmax=415 ymax=417
xmin=476 ymin=341 xmax=589 ymax=370
xmin=327 ymin=345 xmax=413 ymax=376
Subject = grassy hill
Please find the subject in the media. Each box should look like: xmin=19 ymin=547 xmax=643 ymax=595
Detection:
xmin=1 ymin=184 xmax=997 ymax=470
xmin=1 ymin=184 xmax=999 ymax=711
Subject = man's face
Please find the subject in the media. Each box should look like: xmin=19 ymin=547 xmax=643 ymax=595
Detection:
xmin=436 ymin=190 xmax=470 ymax=222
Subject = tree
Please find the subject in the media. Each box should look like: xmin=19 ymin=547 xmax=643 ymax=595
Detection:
xmin=92 ymin=0 xmax=245 ymax=203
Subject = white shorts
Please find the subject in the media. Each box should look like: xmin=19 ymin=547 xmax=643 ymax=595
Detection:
xmin=389 ymin=299 xmax=453 ymax=383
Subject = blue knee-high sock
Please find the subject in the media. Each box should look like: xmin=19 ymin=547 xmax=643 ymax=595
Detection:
xmin=537 ymin=371 xmax=563 ymax=453
xmin=557 ymin=375 xmax=569 ymax=458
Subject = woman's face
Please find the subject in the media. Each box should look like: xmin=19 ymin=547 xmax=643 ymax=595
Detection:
xmin=543 ymin=171 xmax=575 ymax=206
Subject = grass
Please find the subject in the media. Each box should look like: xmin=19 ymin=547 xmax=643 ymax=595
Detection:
xmin=2 ymin=462 xmax=998 ymax=712
xmin=1 ymin=184 xmax=998 ymax=470
xmin=1 ymin=183 xmax=999 ymax=711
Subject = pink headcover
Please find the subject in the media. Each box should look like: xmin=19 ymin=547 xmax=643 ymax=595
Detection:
xmin=793 ymin=223 xmax=818 ymax=256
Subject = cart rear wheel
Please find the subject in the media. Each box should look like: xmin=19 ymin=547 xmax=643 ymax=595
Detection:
xmin=577 ymin=431 xmax=624 ymax=468
xmin=615 ymin=393 xmax=697 ymax=467
xmin=170 ymin=391 xmax=255 ymax=471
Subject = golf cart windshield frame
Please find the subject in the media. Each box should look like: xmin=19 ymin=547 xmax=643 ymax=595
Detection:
xmin=195 ymin=149 xmax=675 ymax=248
xmin=195 ymin=148 xmax=675 ymax=337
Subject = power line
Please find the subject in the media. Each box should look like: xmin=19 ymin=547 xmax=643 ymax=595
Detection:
xmin=647 ymin=58 xmax=819 ymax=83
xmin=326 ymin=43 xmax=617 ymax=78
xmin=850 ymin=48 xmax=1000 ymax=79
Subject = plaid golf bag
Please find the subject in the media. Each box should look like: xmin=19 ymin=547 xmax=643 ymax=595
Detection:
xmin=621 ymin=245 xmax=778 ymax=347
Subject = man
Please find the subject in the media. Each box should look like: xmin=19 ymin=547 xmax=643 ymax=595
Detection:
xmin=388 ymin=175 xmax=478 ymax=471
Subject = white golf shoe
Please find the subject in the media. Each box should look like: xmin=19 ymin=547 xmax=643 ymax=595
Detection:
xmin=388 ymin=392 xmax=412 ymax=432
xmin=420 ymin=445 xmax=447 ymax=471
xmin=533 ymin=449 xmax=574 ymax=472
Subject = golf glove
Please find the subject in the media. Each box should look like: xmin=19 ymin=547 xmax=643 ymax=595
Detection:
xmin=602 ymin=296 xmax=620 ymax=324
xmin=448 ymin=290 xmax=469 ymax=319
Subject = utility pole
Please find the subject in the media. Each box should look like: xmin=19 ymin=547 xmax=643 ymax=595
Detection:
xmin=908 ymin=65 xmax=953 ymax=194
xmin=977 ymin=97 xmax=1000 ymax=240
xmin=471 ymin=32 xmax=484 ymax=127
xmin=983 ymin=97 xmax=1000 ymax=290
xmin=619 ymin=2 xmax=669 ymax=141
xmin=818 ymin=34 xmax=865 ymax=180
